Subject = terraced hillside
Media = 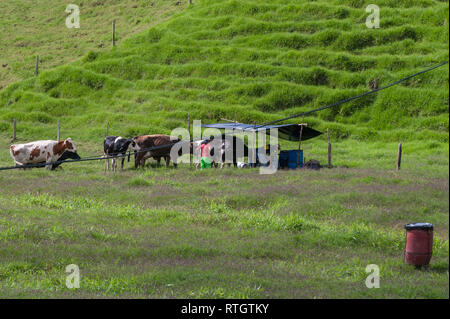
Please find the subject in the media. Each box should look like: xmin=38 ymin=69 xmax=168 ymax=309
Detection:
xmin=0 ymin=0 xmax=448 ymax=299
xmin=0 ymin=0 xmax=448 ymax=148
xmin=0 ymin=0 xmax=188 ymax=89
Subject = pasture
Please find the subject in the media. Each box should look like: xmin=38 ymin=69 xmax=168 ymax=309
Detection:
xmin=0 ymin=0 xmax=187 ymax=89
xmin=0 ymin=0 xmax=448 ymax=299
xmin=0 ymin=135 xmax=448 ymax=298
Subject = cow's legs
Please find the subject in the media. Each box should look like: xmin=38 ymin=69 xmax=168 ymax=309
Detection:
xmin=164 ymin=156 xmax=170 ymax=168
xmin=135 ymin=153 xmax=143 ymax=169
xmin=121 ymin=157 xmax=125 ymax=171
xmin=104 ymin=155 xmax=109 ymax=173
xmin=14 ymin=162 xmax=25 ymax=170
xmin=112 ymin=158 xmax=117 ymax=172
xmin=171 ymin=156 xmax=178 ymax=169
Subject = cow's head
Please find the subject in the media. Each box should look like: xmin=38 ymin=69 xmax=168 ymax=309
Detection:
xmin=130 ymin=137 xmax=139 ymax=151
xmin=64 ymin=138 xmax=77 ymax=153
xmin=58 ymin=150 xmax=81 ymax=161
xmin=122 ymin=138 xmax=134 ymax=162
xmin=53 ymin=138 xmax=78 ymax=157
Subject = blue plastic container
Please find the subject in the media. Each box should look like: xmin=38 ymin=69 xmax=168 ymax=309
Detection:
xmin=278 ymin=151 xmax=289 ymax=169
xmin=287 ymin=150 xmax=303 ymax=169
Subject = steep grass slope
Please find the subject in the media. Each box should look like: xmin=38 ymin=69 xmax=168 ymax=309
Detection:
xmin=0 ymin=0 xmax=448 ymax=146
xmin=0 ymin=0 xmax=188 ymax=89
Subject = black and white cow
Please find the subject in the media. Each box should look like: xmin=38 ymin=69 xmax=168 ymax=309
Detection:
xmin=103 ymin=136 xmax=133 ymax=172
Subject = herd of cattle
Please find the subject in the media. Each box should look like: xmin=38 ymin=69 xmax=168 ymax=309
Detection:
xmin=9 ymin=134 xmax=257 ymax=171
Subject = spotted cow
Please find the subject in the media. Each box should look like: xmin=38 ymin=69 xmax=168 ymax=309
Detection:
xmin=10 ymin=138 xmax=80 ymax=170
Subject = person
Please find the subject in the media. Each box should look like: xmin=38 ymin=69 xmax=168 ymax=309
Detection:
xmin=198 ymin=139 xmax=212 ymax=169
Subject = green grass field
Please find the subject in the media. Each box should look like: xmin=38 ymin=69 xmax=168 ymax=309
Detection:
xmin=0 ymin=0 xmax=448 ymax=298
xmin=0 ymin=136 xmax=448 ymax=298
xmin=0 ymin=0 xmax=187 ymax=89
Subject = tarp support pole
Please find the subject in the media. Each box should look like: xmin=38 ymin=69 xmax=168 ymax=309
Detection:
xmin=298 ymin=115 xmax=304 ymax=168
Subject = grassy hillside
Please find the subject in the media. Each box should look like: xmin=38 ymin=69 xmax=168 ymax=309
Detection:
xmin=0 ymin=1 xmax=448 ymax=299
xmin=0 ymin=0 xmax=188 ymax=89
xmin=0 ymin=0 xmax=448 ymax=149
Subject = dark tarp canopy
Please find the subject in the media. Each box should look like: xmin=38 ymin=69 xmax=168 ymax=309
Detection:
xmin=201 ymin=123 xmax=322 ymax=141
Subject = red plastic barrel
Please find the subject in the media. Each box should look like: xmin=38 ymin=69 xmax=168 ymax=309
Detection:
xmin=404 ymin=223 xmax=434 ymax=266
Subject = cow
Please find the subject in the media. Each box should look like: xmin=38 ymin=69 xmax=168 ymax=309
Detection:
xmin=215 ymin=135 xmax=278 ymax=168
xmin=191 ymin=135 xmax=249 ymax=169
xmin=218 ymin=135 xmax=249 ymax=168
xmin=10 ymin=138 xmax=80 ymax=170
xmin=103 ymin=136 xmax=133 ymax=172
xmin=131 ymin=134 xmax=181 ymax=169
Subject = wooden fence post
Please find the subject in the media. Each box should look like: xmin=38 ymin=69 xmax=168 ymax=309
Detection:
xmin=188 ymin=113 xmax=192 ymax=167
xmin=189 ymin=0 xmax=192 ymax=4
xmin=112 ymin=20 xmax=116 ymax=47
xmin=252 ymin=122 xmax=256 ymax=167
xmin=298 ymin=115 xmax=304 ymax=168
xmin=397 ymin=143 xmax=402 ymax=171
xmin=327 ymin=128 xmax=332 ymax=169
xmin=35 ymin=55 xmax=39 ymax=76
xmin=57 ymin=120 xmax=60 ymax=142
xmin=12 ymin=119 xmax=16 ymax=142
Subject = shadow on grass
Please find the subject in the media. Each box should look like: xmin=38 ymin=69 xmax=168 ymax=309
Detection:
xmin=409 ymin=261 xmax=449 ymax=273
xmin=428 ymin=262 xmax=449 ymax=274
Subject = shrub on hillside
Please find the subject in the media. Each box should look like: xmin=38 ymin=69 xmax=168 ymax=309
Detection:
xmin=82 ymin=51 xmax=99 ymax=63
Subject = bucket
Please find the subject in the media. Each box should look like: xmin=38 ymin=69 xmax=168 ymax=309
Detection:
xmin=404 ymin=223 xmax=434 ymax=266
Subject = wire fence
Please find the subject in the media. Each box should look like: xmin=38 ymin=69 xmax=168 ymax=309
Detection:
xmin=255 ymin=61 xmax=448 ymax=128
xmin=0 ymin=141 xmax=183 ymax=171
xmin=1 ymin=61 xmax=447 ymax=171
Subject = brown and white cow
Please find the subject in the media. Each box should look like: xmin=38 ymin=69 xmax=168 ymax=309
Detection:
xmin=10 ymin=138 xmax=80 ymax=170
xmin=131 ymin=134 xmax=181 ymax=169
